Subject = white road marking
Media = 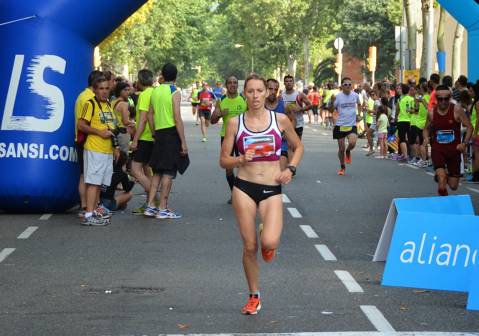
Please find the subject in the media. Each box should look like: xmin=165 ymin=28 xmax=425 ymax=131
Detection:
xmin=299 ymin=225 xmax=319 ymax=238
xmin=467 ymin=187 xmax=479 ymax=194
xmin=361 ymin=305 xmax=396 ymax=332
xmin=334 ymin=270 xmax=364 ymax=293
xmin=398 ymin=163 xmax=419 ymax=170
xmin=312 ymin=128 xmax=318 ymax=132
xmin=287 ymin=207 xmax=303 ymax=218
xmin=282 ymin=194 xmax=291 ymax=203
xmin=0 ymin=248 xmax=16 ymax=263
xmin=321 ymin=132 xmax=329 ymax=136
xmin=316 ymin=180 xmax=321 ymax=183
xmin=17 ymin=226 xmax=38 ymax=239
xmin=39 ymin=214 xmax=52 ymax=220
xmin=161 ymin=332 xmax=479 ymax=336
xmin=315 ymin=244 xmax=337 ymax=261
xmin=426 ymin=172 xmax=435 ymax=176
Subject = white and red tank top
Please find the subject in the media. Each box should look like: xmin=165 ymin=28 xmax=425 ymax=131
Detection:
xmin=235 ymin=110 xmax=283 ymax=162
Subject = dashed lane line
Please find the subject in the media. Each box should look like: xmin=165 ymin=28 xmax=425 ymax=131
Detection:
xmin=39 ymin=214 xmax=52 ymax=220
xmin=287 ymin=207 xmax=303 ymax=218
xmin=0 ymin=248 xmax=16 ymax=264
xmin=299 ymin=225 xmax=319 ymax=238
xmin=398 ymin=163 xmax=419 ymax=170
xmin=334 ymin=270 xmax=364 ymax=293
xmin=467 ymin=187 xmax=479 ymax=194
xmin=361 ymin=305 xmax=396 ymax=332
xmin=282 ymin=194 xmax=291 ymax=203
xmin=426 ymin=172 xmax=435 ymax=176
xmin=315 ymin=244 xmax=337 ymax=261
xmin=17 ymin=226 xmax=39 ymax=240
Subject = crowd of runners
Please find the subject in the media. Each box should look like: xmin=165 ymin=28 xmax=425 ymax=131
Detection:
xmin=73 ymin=64 xmax=479 ymax=315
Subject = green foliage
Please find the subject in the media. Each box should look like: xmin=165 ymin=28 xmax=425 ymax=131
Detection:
xmin=99 ymin=0 xmax=401 ymax=86
xmin=336 ymin=0 xmax=400 ymax=79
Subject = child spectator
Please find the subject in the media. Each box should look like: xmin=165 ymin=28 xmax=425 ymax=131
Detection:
xmin=376 ymin=105 xmax=389 ymax=159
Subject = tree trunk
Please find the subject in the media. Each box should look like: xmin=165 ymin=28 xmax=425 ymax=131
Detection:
xmin=303 ymin=35 xmax=310 ymax=86
xmin=452 ymin=23 xmax=465 ymax=81
xmin=403 ymin=0 xmax=417 ymax=70
xmin=420 ymin=0 xmax=433 ymax=78
xmin=287 ymin=54 xmax=297 ymax=79
xmin=437 ymin=6 xmax=446 ymax=78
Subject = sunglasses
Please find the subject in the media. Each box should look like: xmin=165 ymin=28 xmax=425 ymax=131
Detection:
xmin=437 ymin=96 xmax=451 ymax=102
xmin=342 ymin=83 xmax=352 ymax=87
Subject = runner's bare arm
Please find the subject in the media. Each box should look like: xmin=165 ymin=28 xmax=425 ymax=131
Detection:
xmin=455 ymin=105 xmax=473 ymax=147
xmin=279 ymin=114 xmax=303 ymax=167
xmin=329 ymin=95 xmax=336 ymax=113
xmin=172 ymin=91 xmax=188 ymax=155
xmin=210 ymin=100 xmax=222 ymax=124
xmin=219 ymin=117 xmax=250 ymax=169
xmin=277 ymin=113 xmax=303 ymax=184
xmin=422 ymin=110 xmax=433 ymax=146
xmin=118 ymin=102 xmax=133 ymax=127
xmin=147 ymin=103 xmax=155 ymax=136
xmin=301 ymin=93 xmax=313 ymax=112
xmin=132 ymin=109 xmax=147 ymax=146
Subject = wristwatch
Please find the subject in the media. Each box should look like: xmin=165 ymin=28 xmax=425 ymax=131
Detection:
xmin=287 ymin=165 xmax=297 ymax=176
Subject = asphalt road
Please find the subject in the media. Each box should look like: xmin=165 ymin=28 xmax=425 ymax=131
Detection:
xmin=1 ymin=105 xmax=479 ymax=336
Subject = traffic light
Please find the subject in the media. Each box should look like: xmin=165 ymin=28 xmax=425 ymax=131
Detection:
xmin=367 ymin=46 xmax=377 ymax=72
xmin=334 ymin=53 xmax=343 ymax=74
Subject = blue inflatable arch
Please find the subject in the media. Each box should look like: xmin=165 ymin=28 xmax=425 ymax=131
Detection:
xmin=0 ymin=1 xmax=146 ymax=212
xmin=437 ymin=0 xmax=479 ymax=82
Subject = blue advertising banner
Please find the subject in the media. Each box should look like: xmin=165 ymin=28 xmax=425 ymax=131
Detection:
xmin=382 ymin=211 xmax=479 ymax=310
xmin=373 ymin=195 xmax=473 ymax=262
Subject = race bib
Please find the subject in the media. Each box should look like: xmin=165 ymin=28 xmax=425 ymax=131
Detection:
xmin=340 ymin=126 xmax=353 ymax=132
xmin=244 ymin=135 xmax=276 ymax=158
xmin=436 ymin=130 xmax=455 ymax=144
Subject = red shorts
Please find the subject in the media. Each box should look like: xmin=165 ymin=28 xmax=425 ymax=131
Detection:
xmin=431 ymin=145 xmax=461 ymax=177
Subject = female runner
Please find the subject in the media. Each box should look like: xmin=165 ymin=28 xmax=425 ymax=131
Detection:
xmin=220 ymin=74 xmax=304 ymax=315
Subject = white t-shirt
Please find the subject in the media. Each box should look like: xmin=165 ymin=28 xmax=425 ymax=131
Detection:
xmin=334 ymin=91 xmax=361 ymax=126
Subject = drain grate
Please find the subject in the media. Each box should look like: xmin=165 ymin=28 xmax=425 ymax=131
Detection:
xmin=85 ymin=286 xmax=166 ymax=295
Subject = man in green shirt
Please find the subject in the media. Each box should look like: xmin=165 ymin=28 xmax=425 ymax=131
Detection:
xmin=130 ymin=69 xmax=155 ymax=214
xmin=144 ymin=63 xmax=188 ymax=219
xmin=211 ymin=76 xmax=247 ymax=203
xmin=395 ymin=84 xmax=415 ymax=161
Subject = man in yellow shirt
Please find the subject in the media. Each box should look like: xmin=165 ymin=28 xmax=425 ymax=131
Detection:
xmin=74 ymin=70 xmax=103 ymax=218
xmin=78 ymin=76 xmax=120 ymax=226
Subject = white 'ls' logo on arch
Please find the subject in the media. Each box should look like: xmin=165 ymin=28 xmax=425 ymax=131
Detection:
xmin=1 ymin=54 xmax=66 ymax=132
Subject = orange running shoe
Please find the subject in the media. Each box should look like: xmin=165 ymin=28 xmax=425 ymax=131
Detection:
xmin=338 ymin=168 xmax=345 ymax=176
xmin=345 ymin=152 xmax=352 ymax=164
xmin=261 ymin=248 xmax=276 ymax=262
xmin=242 ymin=295 xmax=261 ymax=315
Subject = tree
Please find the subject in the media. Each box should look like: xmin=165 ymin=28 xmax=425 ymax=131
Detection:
xmin=437 ymin=6 xmax=447 ymax=78
xmin=452 ymin=23 xmax=465 ymax=81
xmin=337 ymin=0 xmax=401 ymax=79
xmin=403 ymin=0 xmax=418 ymax=70
xmin=420 ymin=0 xmax=434 ymax=78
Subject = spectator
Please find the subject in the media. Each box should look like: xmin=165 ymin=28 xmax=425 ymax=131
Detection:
xmin=112 ymin=81 xmax=135 ymax=154
xmin=74 ymin=70 xmax=104 ymax=219
xmin=77 ymin=76 xmax=120 ymax=226
xmin=100 ymin=151 xmax=135 ymax=211
xmin=144 ymin=63 xmax=188 ymax=219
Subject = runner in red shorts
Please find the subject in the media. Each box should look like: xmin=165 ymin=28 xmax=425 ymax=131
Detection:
xmin=423 ymin=85 xmax=472 ymax=196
